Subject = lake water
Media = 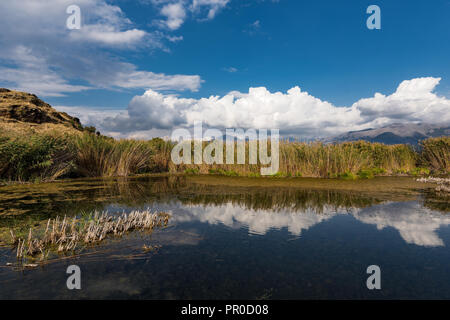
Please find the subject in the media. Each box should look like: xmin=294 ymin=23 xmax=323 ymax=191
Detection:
xmin=0 ymin=176 xmax=449 ymax=299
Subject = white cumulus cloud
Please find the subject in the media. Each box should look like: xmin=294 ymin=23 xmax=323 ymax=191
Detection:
xmin=101 ymin=77 xmax=450 ymax=138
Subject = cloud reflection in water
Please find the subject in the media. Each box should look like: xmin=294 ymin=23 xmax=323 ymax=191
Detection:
xmin=161 ymin=201 xmax=450 ymax=247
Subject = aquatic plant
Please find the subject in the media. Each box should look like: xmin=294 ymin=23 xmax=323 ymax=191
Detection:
xmin=0 ymin=132 xmax=75 ymax=182
xmin=74 ymin=134 xmax=155 ymax=177
xmin=171 ymin=140 xmax=419 ymax=179
xmin=0 ymin=128 xmax=448 ymax=182
xmin=10 ymin=210 xmax=170 ymax=261
xmin=419 ymin=136 xmax=450 ymax=174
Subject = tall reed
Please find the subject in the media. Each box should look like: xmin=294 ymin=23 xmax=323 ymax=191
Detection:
xmin=171 ymin=140 xmax=418 ymax=178
xmin=74 ymin=134 xmax=155 ymax=177
xmin=1 ymin=128 xmax=448 ymax=181
xmin=419 ymin=136 xmax=450 ymax=174
xmin=0 ymin=133 xmax=75 ymax=182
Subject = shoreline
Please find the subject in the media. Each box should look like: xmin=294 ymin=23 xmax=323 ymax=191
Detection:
xmin=0 ymin=173 xmax=438 ymax=196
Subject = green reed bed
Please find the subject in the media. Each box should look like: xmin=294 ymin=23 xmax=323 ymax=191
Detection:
xmin=0 ymin=132 xmax=75 ymax=182
xmin=172 ymin=139 xmax=436 ymax=179
xmin=74 ymin=134 xmax=153 ymax=177
xmin=0 ymin=127 xmax=448 ymax=182
xmin=0 ymin=131 xmax=172 ymax=182
xmin=419 ymin=136 xmax=450 ymax=174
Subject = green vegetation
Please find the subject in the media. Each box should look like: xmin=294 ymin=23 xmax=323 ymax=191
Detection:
xmin=419 ymin=136 xmax=450 ymax=174
xmin=208 ymin=168 xmax=239 ymax=176
xmin=0 ymin=130 xmax=172 ymax=182
xmin=172 ymin=139 xmax=449 ymax=179
xmin=0 ymin=133 xmax=74 ymax=182
xmin=0 ymin=127 xmax=448 ymax=183
xmin=74 ymin=134 xmax=163 ymax=177
xmin=184 ymin=167 xmax=200 ymax=175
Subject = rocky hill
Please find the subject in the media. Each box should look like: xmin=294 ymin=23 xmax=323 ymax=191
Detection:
xmin=0 ymin=88 xmax=86 ymax=135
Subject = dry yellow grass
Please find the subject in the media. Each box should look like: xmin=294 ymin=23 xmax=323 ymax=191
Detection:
xmin=0 ymin=120 xmax=82 ymax=138
xmin=0 ymin=88 xmax=83 ymax=130
xmin=11 ymin=210 xmax=170 ymax=261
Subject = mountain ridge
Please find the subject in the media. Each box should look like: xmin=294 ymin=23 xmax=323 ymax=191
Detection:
xmin=0 ymin=88 xmax=91 ymax=135
xmin=329 ymin=123 xmax=450 ymax=145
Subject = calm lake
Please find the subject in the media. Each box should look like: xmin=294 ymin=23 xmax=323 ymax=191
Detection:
xmin=0 ymin=175 xmax=449 ymax=299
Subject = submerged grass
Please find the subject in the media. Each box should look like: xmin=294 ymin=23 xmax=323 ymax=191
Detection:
xmin=9 ymin=210 xmax=170 ymax=262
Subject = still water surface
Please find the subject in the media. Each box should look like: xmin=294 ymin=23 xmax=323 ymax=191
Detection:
xmin=0 ymin=176 xmax=449 ymax=299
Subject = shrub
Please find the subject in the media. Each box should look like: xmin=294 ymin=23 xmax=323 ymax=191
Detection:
xmin=0 ymin=134 xmax=74 ymax=181
xmin=184 ymin=168 xmax=200 ymax=175
xmin=338 ymin=171 xmax=357 ymax=180
xmin=410 ymin=167 xmax=430 ymax=176
xmin=419 ymin=137 xmax=449 ymax=174
xmin=357 ymin=169 xmax=375 ymax=179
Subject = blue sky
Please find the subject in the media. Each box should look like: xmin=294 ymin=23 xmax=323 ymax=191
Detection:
xmin=0 ymin=0 xmax=449 ymax=138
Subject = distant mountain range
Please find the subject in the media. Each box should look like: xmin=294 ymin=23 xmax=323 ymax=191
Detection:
xmin=330 ymin=123 xmax=450 ymax=145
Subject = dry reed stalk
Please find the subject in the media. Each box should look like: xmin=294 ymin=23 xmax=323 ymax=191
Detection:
xmin=11 ymin=210 xmax=170 ymax=261
xmin=417 ymin=177 xmax=450 ymax=193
